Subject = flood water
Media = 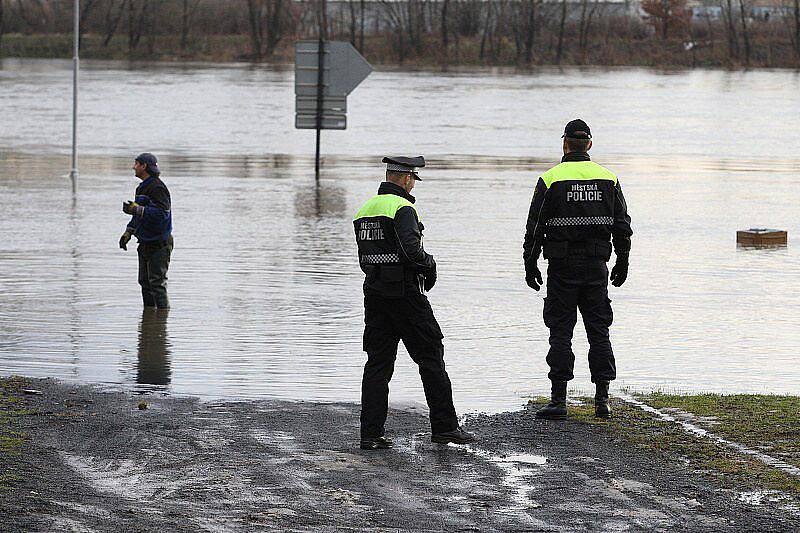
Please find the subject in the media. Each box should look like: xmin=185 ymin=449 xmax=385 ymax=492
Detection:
xmin=1 ymin=59 xmax=799 ymax=413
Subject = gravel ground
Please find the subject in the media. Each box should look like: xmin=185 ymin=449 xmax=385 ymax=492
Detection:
xmin=1 ymin=378 xmax=798 ymax=532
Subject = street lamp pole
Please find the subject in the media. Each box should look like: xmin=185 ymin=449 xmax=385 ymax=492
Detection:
xmin=69 ymin=0 xmax=80 ymax=193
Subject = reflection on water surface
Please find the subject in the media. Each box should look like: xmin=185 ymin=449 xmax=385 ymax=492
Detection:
xmin=1 ymin=60 xmax=799 ymax=412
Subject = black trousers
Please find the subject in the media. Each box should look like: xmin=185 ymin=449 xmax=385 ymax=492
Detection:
xmin=361 ymin=290 xmax=458 ymax=438
xmin=544 ymin=257 xmax=616 ymax=383
xmin=137 ymin=236 xmax=173 ymax=309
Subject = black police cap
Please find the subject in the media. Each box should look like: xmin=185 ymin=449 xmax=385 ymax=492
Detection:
xmin=562 ymin=119 xmax=592 ymax=140
xmin=382 ymin=156 xmax=425 ymax=180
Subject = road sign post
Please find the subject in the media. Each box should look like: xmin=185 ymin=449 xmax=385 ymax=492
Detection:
xmin=294 ymin=40 xmax=373 ymax=179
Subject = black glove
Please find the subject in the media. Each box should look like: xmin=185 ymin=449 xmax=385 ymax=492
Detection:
xmin=610 ymin=254 xmax=629 ymax=287
xmin=119 ymin=231 xmax=132 ymax=251
xmin=423 ymin=258 xmax=437 ymax=292
xmin=525 ymin=261 xmax=543 ymax=291
xmin=423 ymin=268 xmax=437 ymax=292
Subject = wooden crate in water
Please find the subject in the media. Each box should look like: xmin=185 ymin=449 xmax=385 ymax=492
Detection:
xmin=736 ymin=228 xmax=788 ymax=247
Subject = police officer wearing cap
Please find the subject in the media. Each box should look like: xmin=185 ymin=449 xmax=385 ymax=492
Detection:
xmin=523 ymin=120 xmax=633 ymax=420
xmin=119 ymin=153 xmax=173 ymax=309
xmin=353 ymin=156 xmax=475 ymax=450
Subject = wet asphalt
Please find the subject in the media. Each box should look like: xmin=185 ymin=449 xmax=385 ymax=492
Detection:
xmin=1 ymin=378 xmax=798 ymax=532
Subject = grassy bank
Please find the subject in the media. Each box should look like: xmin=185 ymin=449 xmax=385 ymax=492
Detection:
xmin=2 ymin=32 xmax=799 ymax=69
xmin=530 ymin=393 xmax=800 ymax=497
xmin=0 ymin=377 xmax=32 ymax=492
xmin=640 ymin=393 xmax=800 ymax=471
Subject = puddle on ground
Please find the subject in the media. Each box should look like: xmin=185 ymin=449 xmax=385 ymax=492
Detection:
xmin=394 ymin=435 xmax=548 ymax=517
xmin=461 ymin=446 xmax=548 ymax=516
xmin=737 ymin=490 xmax=800 ymax=516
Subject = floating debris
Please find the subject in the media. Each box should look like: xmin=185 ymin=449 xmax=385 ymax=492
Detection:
xmin=137 ymin=401 xmax=148 ymax=410
xmin=736 ymin=228 xmax=787 ymax=247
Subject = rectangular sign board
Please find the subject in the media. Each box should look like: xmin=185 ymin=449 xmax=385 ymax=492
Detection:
xmin=295 ymin=115 xmax=346 ymax=130
xmin=294 ymin=40 xmax=371 ymax=132
xmin=295 ymin=96 xmax=347 ymax=113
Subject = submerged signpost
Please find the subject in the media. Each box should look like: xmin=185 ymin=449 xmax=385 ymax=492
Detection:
xmin=294 ymin=41 xmax=373 ymax=180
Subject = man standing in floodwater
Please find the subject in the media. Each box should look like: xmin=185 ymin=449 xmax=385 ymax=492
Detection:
xmin=119 ymin=153 xmax=173 ymax=309
xmin=353 ymin=156 xmax=475 ymax=450
xmin=523 ymin=120 xmax=633 ymax=420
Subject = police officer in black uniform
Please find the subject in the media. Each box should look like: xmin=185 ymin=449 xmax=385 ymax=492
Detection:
xmin=353 ymin=156 xmax=476 ymax=450
xmin=523 ymin=120 xmax=633 ymax=420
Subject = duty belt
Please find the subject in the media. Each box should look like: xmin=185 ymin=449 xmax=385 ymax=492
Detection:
xmin=543 ymin=239 xmax=611 ymax=259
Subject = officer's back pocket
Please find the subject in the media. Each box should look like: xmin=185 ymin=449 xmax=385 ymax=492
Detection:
xmin=543 ymin=241 xmax=568 ymax=259
xmin=379 ymin=265 xmax=404 ymax=283
xmin=378 ymin=265 xmax=405 ymax=298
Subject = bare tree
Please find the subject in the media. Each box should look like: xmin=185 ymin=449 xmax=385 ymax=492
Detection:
xmin=246 ymin=0 xmax=292 ymax=61
xmin=478 ymin=0 xmax=492 ymax=61
xmin=180 ymin=0 xmax=201 ymax=51
xmin=408 ymin=0 xmax=426 ymax=56
xmin=738 ymin=0 xmax=750 ymax=65
xmin=556 ymin=0 xmax=567 ymax=64
xmin=527 ymin=0 xmax=538 ymax=64
xmin=381 ymin=0 xmax=410 ymax=61
xmin=441 ymin=0 xmax=449 ymax=55
xmin=721 ymin=0 xmax=739 ymax=59
xmin=127 ymin=0 xmax=150 ymax=51
xmin=347 ymin=0 xmax=357 ymax=47
xmin=359 ymin=0 xmax=364 ymax=52
xmin=794 ymin=0 xmax=800 ymax=59
xmin=78 ymin=0 xmax=98 ymax=48
xmin=513 ymin=0 xmax=538 ymax=64
xmin=577 ymin=0 xmax=600 ymax=62
xmin=0 ymin=0 xmax=5 ymax=51
xmin=102 ymin=0 xmax=125 ymax=46
xmin=14 ymin=0 xmax=50 ymax=31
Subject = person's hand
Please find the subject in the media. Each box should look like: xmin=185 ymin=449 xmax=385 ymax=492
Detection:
xmin=423 ymin=268 xmax=437 ymax=292
xmin=610 ymin=255 xmax=629 ymax=287
xmin=123 ymin=201 xmax=141 ymax=216
xmin=525 ymin=261 xmax=543 ymax=291
xmin=119 ymin=231 xmax=132 ymax=251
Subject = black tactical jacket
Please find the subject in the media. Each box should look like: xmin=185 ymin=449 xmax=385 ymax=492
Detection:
xmin=523 ymin=152 xmax=632 ymax=263
xmin=353 ymin=182 xmax=436 ymax=297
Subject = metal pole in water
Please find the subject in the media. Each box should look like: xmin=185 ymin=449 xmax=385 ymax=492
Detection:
xmin=314 ymin=39 xmax=323 ymax=182
xmin=69 ymin=0 xmax=80 ymax=194
xmin=314 ymin=0 xmax=328 ymax=182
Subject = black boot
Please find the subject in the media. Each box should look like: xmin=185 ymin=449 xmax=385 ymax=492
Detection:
xmin=432 ymin=426 xmax=476 ymax=444
xmin=360 ymin=436 xmax=393 ymax=450
xmin=595 ymin=381 xmax=611 ymax=419
xmin=536 ymin=381 xmax=568 ymax=420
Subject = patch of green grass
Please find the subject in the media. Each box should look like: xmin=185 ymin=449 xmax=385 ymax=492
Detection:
xmin=637 ymin=393 xmax=800 ymax=469
xmin=0 ymin=376 xmax=32 ymax=493
xmin=528 ymin=395 xmax=800 ymax=496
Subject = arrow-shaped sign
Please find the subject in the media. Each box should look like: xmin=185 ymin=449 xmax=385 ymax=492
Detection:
xmin=326 ymin=41 xmax=373 ymax=95
xmin=295 ymin=41 xmax=373 ymax=98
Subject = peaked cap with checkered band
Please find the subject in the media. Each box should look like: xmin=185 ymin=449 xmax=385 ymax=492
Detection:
xmin=382 ymin=156 xmax=425 ymax=180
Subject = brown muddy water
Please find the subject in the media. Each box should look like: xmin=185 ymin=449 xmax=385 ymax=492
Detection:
xmin=1 ymin=59 xmax=799 ymax=413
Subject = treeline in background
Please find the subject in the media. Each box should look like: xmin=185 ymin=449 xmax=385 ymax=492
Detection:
xmin=0 ymin=0 xmax=798 ymax=68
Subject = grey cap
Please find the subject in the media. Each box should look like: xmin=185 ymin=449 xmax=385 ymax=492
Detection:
xmin=383 ymin=156 xmax=425 ymax=180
